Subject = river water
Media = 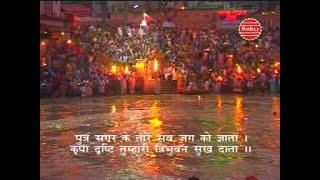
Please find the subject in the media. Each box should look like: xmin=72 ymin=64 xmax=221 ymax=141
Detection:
xmin=40 ymin=94 xmax=280 ymax=180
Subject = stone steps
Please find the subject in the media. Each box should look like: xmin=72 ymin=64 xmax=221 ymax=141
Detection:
xmin=160 ymin=80 xmax=177 ymax=94
xmin=109 ymin=80 xmax=122 ymax=95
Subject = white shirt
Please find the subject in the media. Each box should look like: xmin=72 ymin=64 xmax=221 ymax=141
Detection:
xmin=127 ymin=28 xmax=132 ymax=37
xmin=118 ymin=27 xmax=123 ymax=37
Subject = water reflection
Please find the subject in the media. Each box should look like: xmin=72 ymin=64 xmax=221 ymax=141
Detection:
xmin=234 ymin=96 xmax=245 ymax=144
xmin=145 ymin=100 xmax=163 ymax=176
xmin=272 ymin=97 xmax=280 ymax=128
xmin=41 ymin=94 xmax=280 ymax=179
xmin=111 ymin=105 xmax=117 ymax=114
xmin=216 ymin=95 xmax=223 ymax=110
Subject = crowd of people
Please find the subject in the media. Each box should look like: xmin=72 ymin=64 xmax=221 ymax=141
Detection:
xmin=40 ymin=18 xmax=280 ymax=98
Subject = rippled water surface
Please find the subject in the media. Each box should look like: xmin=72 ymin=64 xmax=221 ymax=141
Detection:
xmin=40 ymin=94 xmax=280 ymax=180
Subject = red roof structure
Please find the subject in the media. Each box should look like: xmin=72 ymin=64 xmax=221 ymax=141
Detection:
xmin=61 ymin=4 xmax=92 ymax=17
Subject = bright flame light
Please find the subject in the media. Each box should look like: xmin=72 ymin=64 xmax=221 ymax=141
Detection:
xmin=124 ymin=65 xmax=129 ymax=74
xmin=255 ymin=44 xmax=259 ymax=48
xmin=154 ymin=59 xmax=158 ymax=72
xmin=236 ymin=64 xmax=242 ymax=73
xmin=227 ymin=54 xmax=233 ymax=58
xmin=111 ymin=105 xmax=116 ymax=113
xmin=61 ymin=32 xmax=65 ymax=36
xmin=136 ymin=61 xmax=145 ymax=73
xmin=67 ymin=39 xmax=72 ymax=44
xmin=217 ymin=75 xmax=223 ymax=81
xmin=236 ymin=96 xmax=242 ymax=108
xmin=257 ymin=68 xmax=261 ymax=73
xmin=41 ymin=41 xmax=46 ymax=46
xmin=111 ymin=65 xmax=117 ymax=74
xmin=149 ymin=118 xmax=162 ymax=128
xmin=134 ymin=4 xmax=139 ymax=8
xmin=217 ymin=96 xmax=223 ymax=108
xmin=234 ymin=96 xmax=245 ymax=137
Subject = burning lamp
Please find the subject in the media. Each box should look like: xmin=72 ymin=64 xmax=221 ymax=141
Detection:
xmin=154 ymin=59 xmax=158 ymax=72
xmin=236 ymin=64 xmax=242 ymax=74
xmin=111 ymin=65 xmax=117 ymax=74
xmin=275 ymin=69 xmax=279 ymax=74
xmin=67 ymin=39 xmax=72 ymax=44
xmin=61 ymin=32 xmax=65 ymax=36
xmin=217 ymin=75 xmax=223 ymax=81
xmin=257 ymin=68 xmax=261 ymax=73
xmin=41 ymin=41 xmax=46 ymax=46
xmin=136 ymin=60 xmax=145 ymax=73
xmin=255 ymin=44 xmax=259 ymax=48
xmin=124 ymin=65 xmax=129 ymax=74
xmin=226 ymin=54 xmax=233 ymax=58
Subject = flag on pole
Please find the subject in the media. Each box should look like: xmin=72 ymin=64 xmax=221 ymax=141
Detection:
xmin=142 ymin=12 xmax=154 ymax=24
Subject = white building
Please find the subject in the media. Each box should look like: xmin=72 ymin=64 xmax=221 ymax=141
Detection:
xmin=40 ymin=1 xmax=69 ymax=32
